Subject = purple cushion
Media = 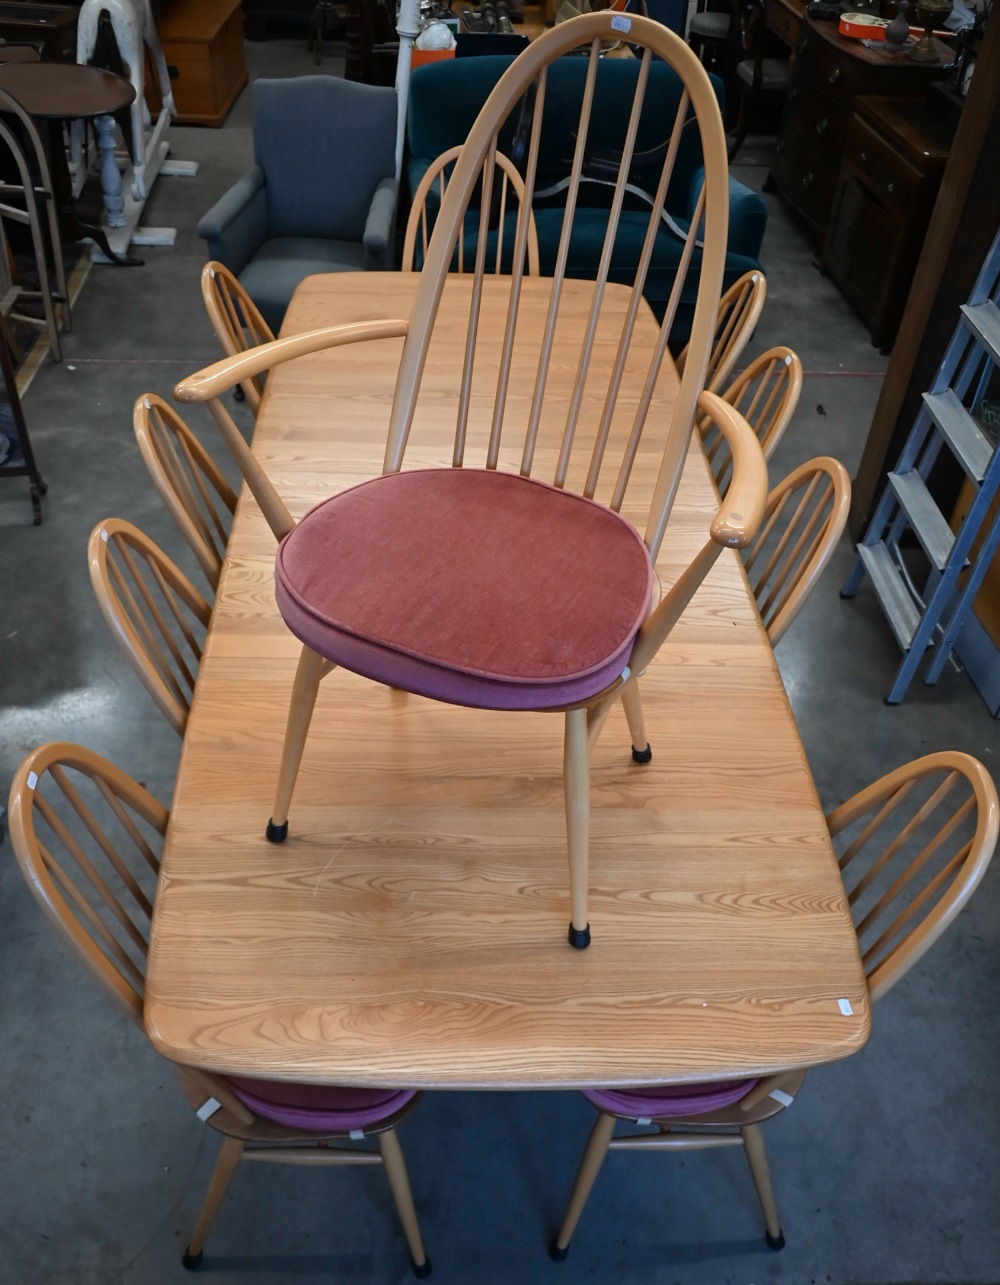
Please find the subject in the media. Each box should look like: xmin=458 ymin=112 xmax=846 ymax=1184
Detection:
xmin=225 ymin=1077 xmax=417 ymax=1132
xmin=583 ymin=1079 xmax=757 ymax=1120
xmin=274 ymin=468 xmax=653 ymax=711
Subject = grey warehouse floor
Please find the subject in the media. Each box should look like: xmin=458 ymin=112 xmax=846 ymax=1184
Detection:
xmin=1 ymin=35 xmax=998 ymax=1285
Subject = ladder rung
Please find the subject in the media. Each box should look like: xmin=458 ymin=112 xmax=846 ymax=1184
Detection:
xmin=961 ymin=300 xmax=1000 ymax=365
xmin=888 ymin=471 xmax=955 ymax=572
xmin=922 ymin=389 xmax=994 ymax=483
xmin=857 ymin=542 xmax=921 ymax=652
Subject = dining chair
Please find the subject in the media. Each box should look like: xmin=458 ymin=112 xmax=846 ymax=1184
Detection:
xmin=87 ymin=518 xmax=211 ymax=737
xmin=200 ymin=261 xmax=275 ymax=414
xmin=727 ymin=0 xmax=790 ymax=163
xmin=402 ymin=145 xmax=541 ymax=276
xmin=699 ymin=344 xmax=803 ymax=493
xmin=551 ymin=749 xmax=999 ymax=1259
xmin=133 ymin=393 xmax=238 ymax=592
xmin=743 ymin=456 xmax=851 ymax=646
xmin=6 ymin=742 xmax=431 ymax=1277
xmin=175 ymin=12 xmax=762 ymax=950
xmin=674 ymin=269 xmax=766 ymax=396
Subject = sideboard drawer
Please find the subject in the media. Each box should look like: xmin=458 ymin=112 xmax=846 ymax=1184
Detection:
xmin=784 ymin=87 xmax=852 ymax=166
xmin=765 ymin=0 xmax=802 ymax=48
xmin=772 ymin=130 xmax=841 ymax=232
xmin=845 ymin=115 xmax=920 ymax=219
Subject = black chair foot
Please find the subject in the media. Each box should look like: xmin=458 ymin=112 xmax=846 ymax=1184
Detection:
xmin=631 ymin=743 xmax=652 ymax=764
xmin=411 ymin=1256 xmax=432 ymax=1278
xmin=567 ymin=923 xmax=591 ymax=949
xmin=182 ymin=1248 xmax=203 ymax=1270
xmin=549 ymin=1241 xmax=569 ymax=1262
xmin=266 ymin=818 xmax=289 ymax=843
xmin=765 ymin=1230 xmax=785 ymax=1251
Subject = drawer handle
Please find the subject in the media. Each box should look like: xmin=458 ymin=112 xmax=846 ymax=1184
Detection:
xmin=828 ymin=67 xmax=842 ymax=84
xmin=776 ymin=139 xmax=786 ymax=154
xmin=816 ymin=116 xmax=829 ymax=136
xmin=887 ymin=181 xmax=897 ymax=193
xmin=860 ymin=150 xmax=868 ymax=162
xmin=789 ymin=86 xmax=798 ymax=102
xmin=802 ymin=172 xmax=815 ymax=189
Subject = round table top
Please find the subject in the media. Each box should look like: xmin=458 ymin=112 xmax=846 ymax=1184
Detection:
xmin=0 ymin=61 xmax=135 ymax=119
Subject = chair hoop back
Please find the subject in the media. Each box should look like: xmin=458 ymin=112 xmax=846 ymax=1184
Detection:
xmin=741 ymin=455 xmax=849 ymax=645
xmin=675 ymin=269 xmax=766 ymax=395
xmin=87 ymin=518 xmax=212 ymax=736
xmin=133 ymin=393 xmax=238 ymax=592
xmin=403 ymin=145 xmax=541 ymax=277
xmin=826 ymin=751 xmax=999 ymax=1003
xmin=201 ymin=261 xmax=276 ymax=412
xmin=386 ymin=13 xmax=731 ymax=562
xmin=7 ymin=742 xmax=168 ymax=1025
xmin=700 ymin=345 xmax=803 ymax=495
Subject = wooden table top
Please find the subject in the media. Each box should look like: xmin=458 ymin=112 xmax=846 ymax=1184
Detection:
xmin=0 ymin=61 xmax=135 ymax=119
xmin=144 ymin=272 xmax=870 ymax=1089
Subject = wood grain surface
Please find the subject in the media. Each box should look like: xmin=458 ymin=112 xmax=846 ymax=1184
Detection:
xmin=144 ymin=273 xmax=870 ymax=1088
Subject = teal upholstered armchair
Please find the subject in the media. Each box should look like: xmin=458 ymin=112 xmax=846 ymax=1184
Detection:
xmin=407 ymin=57 xmax=767 ymax=345
xmin=198 ymin=77 xmax=398 ymax=334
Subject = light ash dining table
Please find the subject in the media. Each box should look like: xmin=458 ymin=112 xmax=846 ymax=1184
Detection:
xmin=144 ymin=270 xmax=870 ymax=1089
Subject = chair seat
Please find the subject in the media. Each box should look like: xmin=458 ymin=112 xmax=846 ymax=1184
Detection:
xmin=226 ymin=1077 xmax=417 ymax=1132
xmin=583 ymin=1078 xmax=757 ymax=1120
xmin=737 ymin=58 xmax=790 ymax=90
xmin=241 ymin=237 xmax=370 ymax=332
xmin=275 ymin=468 xmax=654 ymax=711
xmin=687 ymin=11 xmax=732 ymax=39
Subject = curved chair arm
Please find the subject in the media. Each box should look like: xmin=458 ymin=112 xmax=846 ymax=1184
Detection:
xmin=174 ymin=319 xmax=409 ymax=542
xmin=364 ymin=176 xmax=400 ymax=267
xmin=174 ymin=319 xmax=409 ymax=404
xmin=196 ymin=165 xmax=268 ymax=273
xmin=628 ymin=391 xmax=768 ymax=675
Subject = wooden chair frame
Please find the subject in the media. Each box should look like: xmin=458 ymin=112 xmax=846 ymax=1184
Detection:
xmin=201 ymin=260 xmax=276 ymax=413
xmin=402 ymin=145 xmax=541 ymax=276
xmin=176 ymin=15 xmax=753 ymax=947
xmin=552 ymin=750 xmax=998 ymax=1257
xmin=700 ymin=344 xmax=803 ymax=494
xmin=742 ymin=455 xmax=850 ymax=646
xmin=674 ymin=268 xmax=766 ymax=396
xmin=6 ymin=743 xmax=430 ymax=1275
xmin=87 ymin=518 xmax=211 ymax=737
xmin=133 ymin=393 xmax=238 ymax=592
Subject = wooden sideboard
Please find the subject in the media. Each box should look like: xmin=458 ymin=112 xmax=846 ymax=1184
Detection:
xmin=769 ymin=14 xmax=951 ymax=248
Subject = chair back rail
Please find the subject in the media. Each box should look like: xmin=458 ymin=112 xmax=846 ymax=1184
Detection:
xmin=700 ymin=345 xmax=802 ymax=494
xmin=87 ymin=519 xmax=211 ymax=736
xmin=675 ymin=269 xmax=766 ymax=394
xmin=134 ymin=394 xmax=238 ymax=591
xmin=826 ymin=751 xmax=999 ymax=1003
xmin=201 ymin=261 xmax=275 ymax=412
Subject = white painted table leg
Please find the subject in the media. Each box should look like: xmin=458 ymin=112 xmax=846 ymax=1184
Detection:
xmin=95 ymin=114 xmax=127 ymax=228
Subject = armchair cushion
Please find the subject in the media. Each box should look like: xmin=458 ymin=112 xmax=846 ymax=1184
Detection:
xmin=583 ymin=1079 xmax=758 ymax=1120
xmin=226 ymin=1078 xmax=417 ymax=1132
xmin=241 ymin=239 xmax=369 ymax=334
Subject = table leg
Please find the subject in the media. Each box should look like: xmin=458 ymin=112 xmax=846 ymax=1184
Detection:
xmin=83 ymin=115 xmax=143 ymax=266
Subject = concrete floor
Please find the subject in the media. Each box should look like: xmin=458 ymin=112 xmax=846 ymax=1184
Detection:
xmin=1 ymin=36 xmax=999 ymax=1285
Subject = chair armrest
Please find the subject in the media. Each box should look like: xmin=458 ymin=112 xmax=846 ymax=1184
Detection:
xmin=686 ymin=166 xmax=768 ymax=262
xmin=196 ymin=166 xmax=269 ymax=275
xmin=363 ymin=176 xmax=400 ymax=269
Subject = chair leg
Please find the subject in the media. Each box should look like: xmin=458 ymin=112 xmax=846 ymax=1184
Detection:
xmin=727 ymin=82 xmax=753 ymax=163
xmin=183 ymin=1136 xmax=244 ymax=1268
xmin=563 ymin=706 xmax=591 ymax=949
xmin=620 ymin=681 xmax=652 ymax=764
xmin=378 ymin=1129 xmax=431 ymax=1278
xmin=551 ymin=1111 xmax=616 ymax=1260
xmin=741 ymin=1123 xmax=785 ymax=1250
xmin=268 ymin=644 xmax=327 ymax=841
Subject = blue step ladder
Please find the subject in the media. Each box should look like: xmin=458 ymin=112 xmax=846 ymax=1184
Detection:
xmin=842 ymin=224 xmax=1000 ymax=706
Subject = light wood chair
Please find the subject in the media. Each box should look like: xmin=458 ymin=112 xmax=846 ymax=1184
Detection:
xmin=176 ymin=13 xmax=753 ymax=949
xmin=6 ymin=743 xmax=431 ymax=1277
xmin=551 ymin=750 xmax=999 ymax=1259
xmin=200 ymin=260 xmax=276 ymax=413
xmin=87 ymin=519 xmax=211 ymax=737
xmin=699 ymin=344 xmax=803 ymax=494
xmin=674 ymin=268 xmax=766 ymax=396
xmin=402 ymin=145 xmax=541 ymax=276
xmin=742 ymin=456 xmax=851 ymax=646
xmin=133 ymin=394 xmax=238 ymax=592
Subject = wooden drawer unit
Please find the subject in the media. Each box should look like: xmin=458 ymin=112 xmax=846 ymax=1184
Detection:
xmin=152 ymin=0 xmax=248 ymax=127
xmin=770 ymin=14 xmax=949 ymax=247
xmin=822 ymin=96 xmax=953 ymax=347
xmin=765 ymin=0 xmax=803 ymax=50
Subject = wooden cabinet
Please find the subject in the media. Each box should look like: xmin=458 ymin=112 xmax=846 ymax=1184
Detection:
xmin=822 ymin=96 xmax=953 ymax=347
xmin=151 ymin=0 xmax=248 ymax=127
xmin=770 ymin=14 xmax=948 ymax=248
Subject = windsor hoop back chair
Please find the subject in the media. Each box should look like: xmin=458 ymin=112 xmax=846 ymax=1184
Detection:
xmin=700 ymin=344 xmax=802 ymax=493
xmin=674 ymin=268 xmax=766 ymax=395
xmin=201 ymin=261 xmax=276 ymax=413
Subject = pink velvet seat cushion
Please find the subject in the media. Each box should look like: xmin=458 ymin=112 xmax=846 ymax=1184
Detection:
xmin=225 ymin=1077 xmax=417 ymax=1132
xmin=583 ymin=1079 xmax=757 ymax=1120
xmin=275 ymin=468 xmax=653 ymax=711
